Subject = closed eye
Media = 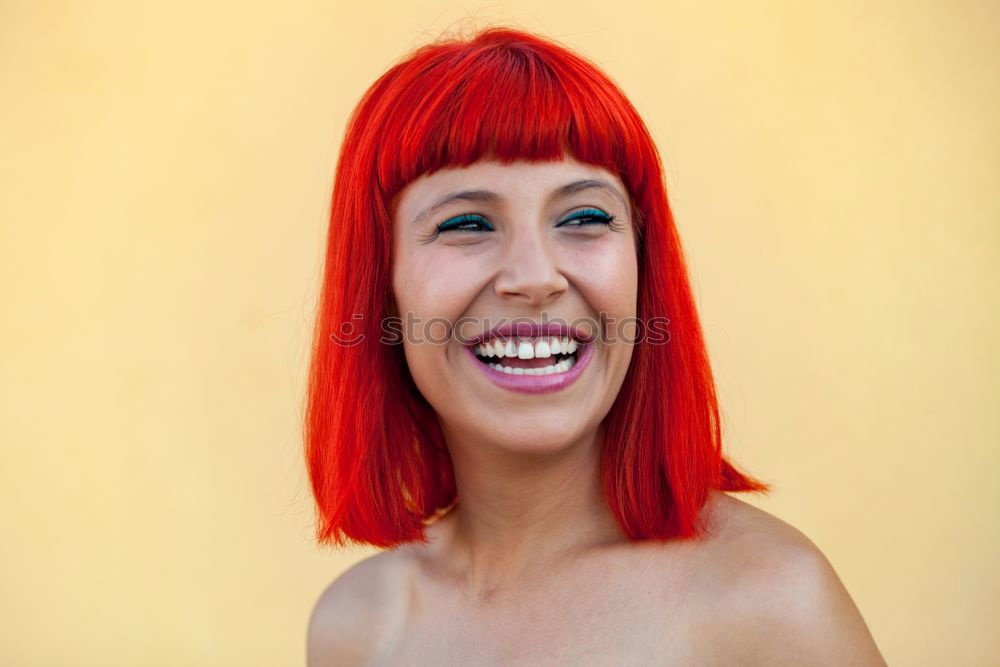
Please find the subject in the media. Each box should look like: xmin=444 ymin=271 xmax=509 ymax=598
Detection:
xmin=556 ymin=208 xmax=615 ymax=227
xmin=436 ymin=214 xmax=494 ymax=234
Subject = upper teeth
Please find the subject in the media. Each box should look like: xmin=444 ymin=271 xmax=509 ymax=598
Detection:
xmin=475 ymin=336 xmax=578 ymax=359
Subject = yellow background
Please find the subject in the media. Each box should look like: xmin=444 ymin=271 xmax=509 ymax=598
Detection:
xmin=2 ymin=1 xmax=997 ymax=664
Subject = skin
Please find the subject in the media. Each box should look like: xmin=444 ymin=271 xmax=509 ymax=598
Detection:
xmin=307 ymin=156 xmax=888 ymax=666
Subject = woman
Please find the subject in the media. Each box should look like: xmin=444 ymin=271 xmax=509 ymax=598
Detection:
xmin=304 ymin=26 xmax=886 ymax=666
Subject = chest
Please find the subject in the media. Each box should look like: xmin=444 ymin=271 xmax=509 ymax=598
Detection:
xmin=373 ymin=555 xmax=716 ymax=666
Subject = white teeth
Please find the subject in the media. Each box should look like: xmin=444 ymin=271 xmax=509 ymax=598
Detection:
xmin=486 ymin=355 xmax=577 ymax=376
xmin=477 ymin=334 xmax=582 ymax=367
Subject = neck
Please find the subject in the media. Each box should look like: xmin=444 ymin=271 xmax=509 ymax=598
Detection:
xmin=432 ymin=423 xmax=627 ymax=597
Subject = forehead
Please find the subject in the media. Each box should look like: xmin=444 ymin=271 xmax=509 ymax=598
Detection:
xmin=393 ymin=156 xmax=629 ymax=220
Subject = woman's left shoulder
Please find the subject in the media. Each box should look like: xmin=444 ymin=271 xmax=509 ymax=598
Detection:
xmin=701 ymin=490 xmax=824 ymax=566
xmin=686 ymin=491 xmax=887 ymax=665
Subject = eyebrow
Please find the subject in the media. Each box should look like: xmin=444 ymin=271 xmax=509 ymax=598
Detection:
xmin=411 ymin=178 xmax=628 ymax=226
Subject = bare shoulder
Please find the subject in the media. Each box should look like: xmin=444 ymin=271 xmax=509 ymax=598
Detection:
xmin=306 ymin=548 xmax=409 ymax=667
xmin=691 ymin=492 xmax=887 ymax=666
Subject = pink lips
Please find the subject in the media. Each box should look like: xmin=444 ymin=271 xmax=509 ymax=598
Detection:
xmin=465 ymin=342 xmax=593 ymax=394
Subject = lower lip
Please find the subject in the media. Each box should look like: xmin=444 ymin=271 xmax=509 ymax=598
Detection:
xmin=463 ymin=342 xmax=594 ymax=395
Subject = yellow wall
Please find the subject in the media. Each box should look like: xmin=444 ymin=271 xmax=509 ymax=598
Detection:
xmin=2 ymin=1 xmax=997 ymax=664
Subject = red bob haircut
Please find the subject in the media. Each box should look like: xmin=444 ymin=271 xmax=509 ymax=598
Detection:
xmin=305 ymin=26 xmax=769 ymax=549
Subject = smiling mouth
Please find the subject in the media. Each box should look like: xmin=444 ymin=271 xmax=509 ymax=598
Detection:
xmin=471 ymin=335 xmax=581 ymax=376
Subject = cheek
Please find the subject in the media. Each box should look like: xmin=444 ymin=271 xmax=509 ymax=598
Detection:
xmin=393 ymin=249 xmax=479 ymax=319
xmin=563 ymin=241 xmax=638 ymax=316
xmin=393 ymin=248 xmax=484 ymax=382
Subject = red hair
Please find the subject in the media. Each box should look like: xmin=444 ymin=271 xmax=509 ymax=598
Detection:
xmin=305 ymin=26 xmax=769 ymax=549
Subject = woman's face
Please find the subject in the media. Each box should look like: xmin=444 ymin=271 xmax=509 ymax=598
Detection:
xmin=391 ymin=156 xmax=638 ymax=454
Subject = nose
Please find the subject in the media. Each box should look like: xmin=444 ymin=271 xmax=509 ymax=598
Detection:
xmin=494 ymin=225 xmax=569 ymax=306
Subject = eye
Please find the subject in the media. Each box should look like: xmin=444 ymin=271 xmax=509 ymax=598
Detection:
xmin=556 ymin=208 xmax=615 ymax=228
xmin=436 ymin=214 xmax=495 ymax=234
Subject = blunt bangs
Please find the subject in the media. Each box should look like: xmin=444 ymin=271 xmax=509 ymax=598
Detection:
xmin=366 ymin=29 xmax=655 ymax=245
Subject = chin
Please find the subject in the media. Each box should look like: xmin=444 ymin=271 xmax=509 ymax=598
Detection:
xmin=464 ymin=412 xmax=600 ymax=456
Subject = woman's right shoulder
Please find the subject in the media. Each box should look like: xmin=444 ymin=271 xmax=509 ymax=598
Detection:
xmin=306 ymin=549 xmax=410 ymax=667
